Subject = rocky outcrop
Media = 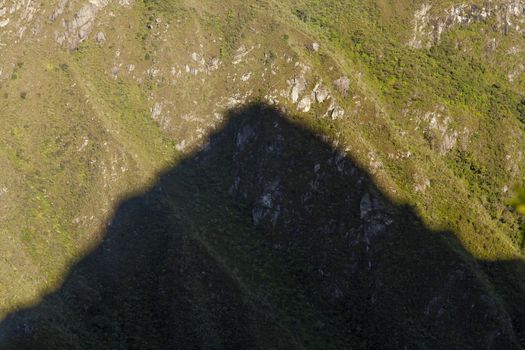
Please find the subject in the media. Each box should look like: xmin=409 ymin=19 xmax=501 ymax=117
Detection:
xmin=334 ymin=76 xmax=350 ymax=96
xmin=416 ymin=108 xmax=459 ymax=155
xmin=51 ymin=0 xmax=132 ymax=50
xmin=288 ymin=74 xmax=307 ymax=104
xmin=0 ymin=0 xmax=39 ymax=44
xmin=53 ymin=0 xmax=108 ymax=49
xmin=50 ymin=0 xmax=69 ymax=22
xmin=410 ymin=1 xmax=525 ymax=48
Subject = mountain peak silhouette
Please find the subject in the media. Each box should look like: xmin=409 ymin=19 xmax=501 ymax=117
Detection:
xmin=1 ymin=103 xmax=523 ymax=349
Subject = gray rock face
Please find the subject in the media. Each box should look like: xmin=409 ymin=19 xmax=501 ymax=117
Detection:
xmin=289 ymin=75 xmax=307 ymax=103
xmin=191 ymin=52 xmax=206 ymax=66
xmin=50 ymin=0 xmax=70 ymax=22
xmin=334 ymin=76 xmax=350 ymax=96
xmin=297 ymin=95 xmax=312 ymax=112
xmin=94 ymin=31 xmax=106 ymax=43
xmin=440 ymin=132 xmax=458 ymax=155
xmin=207 ymin=57 xmax=221 ymax=71
xmin=252 ymin=180 xmax=282 ymax=226
xmin=0 ymin=0 xmax=39 ymax=39
xmin=360 ymin=192 xmax=373 ymax=220
xmin=235 ymin=124 xmax=256 ymax=150
xmin=324 ymin=100 xmax=345 ymax=120
xmin=313 ymin=83 xmax=330 ymax=103
xmin=71 ymin=4 xmax=98 ymax=42
xmin=151 ymin=103 xmax=162 ymax=120
xmin=307 ymin=42 xmax=320 ymax=52
xmin=52 ymin=0 xmax=111 ymax=50
xmin=358 ymin=191 xmax=392 ymax=243
xmin=410 ymin=1 xmax=525 ymax=48
xmin=419 ymin=110 xmax=458 ymax=155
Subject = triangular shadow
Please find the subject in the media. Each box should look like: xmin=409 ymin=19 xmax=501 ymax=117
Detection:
xmin=0 ymin=103 xmax=524 ymax=349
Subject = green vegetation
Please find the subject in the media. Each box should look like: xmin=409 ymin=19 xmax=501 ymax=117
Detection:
xmin=512 ymin=186 xmax=525 ymax=248
xmin=0 ymin=0 xmax=525 ymax=348
xmin=513 ymin=187 xmax=525 ymax=215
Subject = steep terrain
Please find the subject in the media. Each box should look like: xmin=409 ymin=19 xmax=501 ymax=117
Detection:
xmin=0 ymin=0 xmax=524 ymax=348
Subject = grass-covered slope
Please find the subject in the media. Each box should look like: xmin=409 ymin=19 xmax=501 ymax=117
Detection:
xmin=0 ymin=0 xmax=524 ymax=348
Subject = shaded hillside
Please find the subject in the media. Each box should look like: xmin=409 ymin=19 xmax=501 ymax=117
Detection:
xmin=1 ymin=104 xmax=523 ymax=349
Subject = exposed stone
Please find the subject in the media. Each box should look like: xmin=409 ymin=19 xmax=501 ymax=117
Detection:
xmin=50 ymin=0 xmax=69 ymax=22
xmin=307 ymin=42 xmax=320 ymax=52
xmin=252 ymin=180 xmax=282 ymax=227
xmin=409 ymin=4 xmax=433 ymax=48
xmin=508 ymin=63 xmax=524 ymax=82
xmin=233 ymin=45 xmax=254 ymax=65
xmin=151 ymin=102 xmax=162 ymax=120
xmin=410 ymin=2 xmax=525 ymax=48
xmin=324 ymin=100 xmax=345 ymax=119
xmin=95 ymin=31 xmax=106 ymax=43
xmin=367 ymin=152 xmax=383 ymax=174
xmin=334 ymin=76 xmax=350 ymax=96
xmin=313 ymin=83 xmax=330 ymax=103
xmin=207 ymin=57 xmax=221 ymax=71
xmin=241 ymin=72 xmax=252 ymax=82
xmin=360 ymin=192 xmax=373 ymax=219
xmin=289 ymin=75 xmax=307 ymax=103
xmin=414 ymin=175 xmax=431 ymax=193
xmin=297 ymin=95 xmax=312 ymax=112
xmin=176 ymin=139 xmax=187 ymax=152
xmin=418 ymin=109 xmax=458 ymax=155
xmin=54 ymin=0 xmax=110 ymax=50
xmin=191 ymin=52 xmax=205 ymax=66
xmin=358 ymin=191 xmax=392 ymax=244
xmin=235 ymin=124 xmax=256 ymax=149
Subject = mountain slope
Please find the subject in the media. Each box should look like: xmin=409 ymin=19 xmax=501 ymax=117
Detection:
xmin=0 ymin=104 xmax=522 ymax=349
xmin=0 ymin=0 xmax=524 ymax=348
